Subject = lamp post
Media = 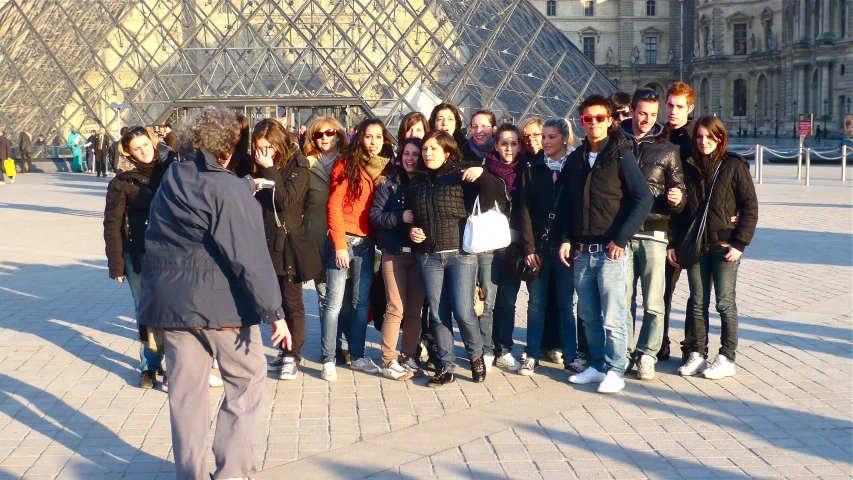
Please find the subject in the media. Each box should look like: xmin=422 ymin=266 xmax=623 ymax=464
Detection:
xmin=823 ymin=98 xmax=829 ymax=133
xmin=792 ymin=100 xmax=798 ymax=138
xmin=753 ymin=102 xmax=759 ymax=138
xmin=775 ymin=102 xmax=779 ymax=138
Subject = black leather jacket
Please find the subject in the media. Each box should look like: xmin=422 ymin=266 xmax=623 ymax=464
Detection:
xmin=620 ymin=120 xmax=686 ymax=231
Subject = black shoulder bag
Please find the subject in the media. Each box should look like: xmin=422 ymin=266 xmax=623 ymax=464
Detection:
xmin=513 ymin=183 xmax=563 ymax=282
xmin=676 ymin=161 xmax=723 ymax=269
xmin=270 ymin=184 xmax=323 ymax=283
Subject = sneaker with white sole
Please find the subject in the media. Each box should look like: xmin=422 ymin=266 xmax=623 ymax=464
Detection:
xmin=636 ymin=354 xmax=656 ymax=381
xmin=209 ymin=374 xmax=223 ymax=388
xmin=382 ymin=360 xmax=414 ymax=381
xmin=518 ymin=358 xmax=536 ymax=376
xmin=267 ymin=350 xmax=287 ymax=371
xmin=678 ymin=352 xmax=707 ymax=377
xmin=597 ymin=371 xmax=625 ymax=394
xmin=495 ymin=352 xmax=520 ymax=372
xmin=402 ymin=358 xmax=425 ymax=377
xmin=703 ymin=354 xmax=736 ymax=380
xmin=321 ymin=362 xmax=337 ymax=382
xmin=569 ymin=366 xmax=606 ymax=384
xmin=482 ymin=354 xmax=495 ymax=373
xmin=279 ymin=357 xmax=299 ymax=380
xmin=547 ymin=349 xmax=564 ymax=364
xmin=565 ymin=357 xmax=586 ymax=375
xmin=351 ymin=357 xmax=380 ymax=373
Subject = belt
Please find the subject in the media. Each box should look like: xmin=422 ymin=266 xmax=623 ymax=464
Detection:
xmin=575 ymin=243 xmax=605 ymax=253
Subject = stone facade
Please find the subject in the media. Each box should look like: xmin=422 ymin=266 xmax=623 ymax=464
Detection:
xmin=536 ymin=0 xmax=853 ymax=138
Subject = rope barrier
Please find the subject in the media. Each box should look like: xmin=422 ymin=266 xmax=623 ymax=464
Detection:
xmin=809 ymin=149 xmax=844 ymax=161
xmin=734 ymin=148 xmax=755 ymax=156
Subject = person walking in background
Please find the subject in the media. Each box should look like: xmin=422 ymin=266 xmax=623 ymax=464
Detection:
xmin=138 ymin=106 xmax=291 ymax=480
xmin=370 ymin=137 xmax=426 ymax=381
xmin=559 ymin=94 xmax=653 ymax=394
xmin=0 ymin=129 xmax=12 ymax=184
xmin=103 ymin=126 xmax=178 ymax=389
xmin=94 ymin=127 xmax=111 ymax=177
xmin=619 ymin=88 xmax=685 ymax=381
xmin=162 ymin=123 xmax=176 ymax=151
xmin=19 ymin=128 xmax=32 ymax=173
xmin=84 ymin=130 xmax=96 ymax=173
xmin=674 ymin=115 xmax=758 ymax=379
xmin=321 ymin=118 xmax=394 ymax=381
xmin=67 ymin=128 xmax=84 ymax=172
xmin=815 ymin=125 xmax=822 ymax=143
xmin=251 ymin=118 xmax=315 ymax=381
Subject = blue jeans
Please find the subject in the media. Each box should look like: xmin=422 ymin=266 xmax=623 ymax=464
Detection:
xmin=683 ymin=245 xmax=740 ymax=361
xmin=315 ymin=279 xmax=350 ymax=351
xmin=574 ymin=249 xmax=629 ymax=376
xmin=625 ymin=239 xmax=667 ymax=359
xmin=320 ymin=236 xmax=375 ymax=363
xmin=124 ymin=253 xmax=164 ymax=372
xmin=525 ymin=247 xmax=578 ymax=361
xmin=477 ymin=251 xmax=499 ymax=354
xmin=419 ymin=251 xmax=482 ymax=370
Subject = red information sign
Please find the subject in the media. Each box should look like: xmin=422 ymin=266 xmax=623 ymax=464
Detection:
xmin=797 ymin=113 xmax=813 ymax=137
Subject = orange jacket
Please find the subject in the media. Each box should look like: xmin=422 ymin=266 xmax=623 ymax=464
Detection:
xmin=326 ymin=159 xmax=377 ymax=250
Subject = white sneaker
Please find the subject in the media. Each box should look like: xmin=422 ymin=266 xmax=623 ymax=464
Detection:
xmin=482 ymin=354 xmax=495 ymax=373
xmin=495 ymin=352 xmax=520 ymax=372
xmin=569 ymin=366 xmax=606 ymax=384
xmin=703 ymin=354 xmax=736 ymax=380
xmin=351 ymin=357 xmax=380 ymax=373
xmin=9 ymin=177 xmax=14 ymax=183
xmin=382 ymin=360 xmax=414 ymax=381
xmin=279 ymin=357 xmax=299 ymax=380
xmin=402 ymin=358 xmax=425 ymax=377
xmin=597 ymin=371 xmax=625 ymax=394
xmin=518 ymin=358 xmax=536 ymax=376
xmin=547 ymin=349 xmax=564 ymax=364
xmin=636 ymin=354 xmax=656 ymax=381
xmin=321 ymin=362 xmax=337 ymax=382
xmin=678 ymin=352 xmax=707 ymax=376
xmin=209 ymin=374 xmax=223 ymax=388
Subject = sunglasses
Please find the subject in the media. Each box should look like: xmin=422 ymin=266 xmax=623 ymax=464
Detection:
xmin=312 ymin=129 xmax=337 ymax=140
xmin=581 ymin=114 xmax=611 ymax=125
xmin=635 ymin=89 xmax=659 ymax=101
xmin=613 ymin=110 xmax=630 ymax=119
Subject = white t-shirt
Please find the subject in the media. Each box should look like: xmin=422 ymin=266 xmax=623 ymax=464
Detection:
xmin=588 ymin=151 xmax=599 ymax=168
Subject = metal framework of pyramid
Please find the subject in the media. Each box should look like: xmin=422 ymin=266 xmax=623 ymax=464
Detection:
xmin=0 ymin=0 xmax=615 ymax=146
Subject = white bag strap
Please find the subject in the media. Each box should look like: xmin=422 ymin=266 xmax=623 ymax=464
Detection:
xmin=472 ymin=195 xmax=482 ymax=216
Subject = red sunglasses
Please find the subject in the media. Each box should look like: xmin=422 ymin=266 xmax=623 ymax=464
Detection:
xmin=312 ymin=129 xmax=337 ymax=140
xmin=581 ymin=114 xmax=611 ymax=125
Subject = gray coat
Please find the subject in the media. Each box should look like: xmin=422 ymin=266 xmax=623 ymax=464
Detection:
xmin=138 ymin=149 xmax=285 ymax=329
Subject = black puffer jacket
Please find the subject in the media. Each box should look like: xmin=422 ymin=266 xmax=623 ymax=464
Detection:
xmin=406 ymin=160 xmax=504 ymax=254
xmin=620 ymin=120 xmax=686 ymax=230
xmin=517 ymin=151 xmax=563 ymax=255
xmin=558 ymin=132 xmax=654 ymax=248
xmin=667 ymin=120 xmax=694 ymax=167
xmin=370 ymin=171 xmax=415 ymax=255
xmin=103 ymin=150 xmax=176 ymax=278
xmin=254 ymin=149 xmax=311 ymax=279
xmin=671 ymin=152 xmax=758 ymax=252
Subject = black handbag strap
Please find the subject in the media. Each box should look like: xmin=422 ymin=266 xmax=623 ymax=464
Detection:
xmin=535 ymin=182 xmax=564 ymax=253
xmin=696 ymin=159 xmax=724 ymax=242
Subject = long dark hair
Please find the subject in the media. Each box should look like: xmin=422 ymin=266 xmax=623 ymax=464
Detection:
xmin=251 ymin=118 xmax=298 ymax=170
xmin=340 ymin=118 xmax=394 ymax=204
xmin=233 ymin=113 xmax=253 ymax=175
xmin=428 ymin=103 xmax=465 ymax=142
xmin=397 ymin=112 xmax=430 ymax=147
xmin=692 ymin=115 xmax=729 ymax=180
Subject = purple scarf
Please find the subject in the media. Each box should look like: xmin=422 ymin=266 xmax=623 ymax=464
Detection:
xmin=483 ymin=151 xmax=525 ymax=197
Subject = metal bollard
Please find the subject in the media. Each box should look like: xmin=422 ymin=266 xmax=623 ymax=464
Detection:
xmin=754 ymin=144 xmax=760 ymax=183
xmin=805 ymin=148 xmax=811 ymax=186
xmin=797 ymin=145 xmax=802 ymax=180
xmin=759 ymin=145 xmax=764 ymax=184
xmin=843 ymin=145 xmax=848 ymax=182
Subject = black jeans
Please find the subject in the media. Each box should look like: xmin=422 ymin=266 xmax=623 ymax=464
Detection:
xmin=278 ymin=276 xmax=307 ymax=361
xmin=683 ymin=246 xmax=740 ymax=361
xmin=95 ymin=153 xmax=107 ymax=176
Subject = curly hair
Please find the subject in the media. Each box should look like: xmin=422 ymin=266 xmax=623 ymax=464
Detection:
xmin=339 ymin=118 xmax=394 ymax=204
xmin=176 ymin=106 xmax=238 ymax=163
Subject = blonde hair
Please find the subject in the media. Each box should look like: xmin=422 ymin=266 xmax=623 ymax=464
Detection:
xmin=303 ymin=116 xmax=347 ymax=158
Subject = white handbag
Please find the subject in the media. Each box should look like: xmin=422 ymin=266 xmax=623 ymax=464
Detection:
xmin=463 ymin=196 xmax=511 ymax=254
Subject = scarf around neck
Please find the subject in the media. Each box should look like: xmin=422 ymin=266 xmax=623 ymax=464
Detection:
xmin=484 ymin=151 xmax=524 ymax=197
xmin=467 ymin=136 xmax=495 ymax=159
xmin=364 ymin=154 xmax=390 ymax=183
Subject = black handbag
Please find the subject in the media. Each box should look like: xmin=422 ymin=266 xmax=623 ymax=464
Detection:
xmin=676 ymin=161 xmax=723 ymax=269
xmin=513 ymin=183 xmax=563 ymax=282
xmin=271 ymin=185 xmax=323 ymax=283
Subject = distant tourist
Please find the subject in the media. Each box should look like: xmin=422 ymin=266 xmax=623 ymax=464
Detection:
xmin=67 ymin=128 xmax=84 ymax=172
xmin=19 ymin=128 xmax=32 ymax=173
xmin=0 ymin=129 xmax=12 ymax=184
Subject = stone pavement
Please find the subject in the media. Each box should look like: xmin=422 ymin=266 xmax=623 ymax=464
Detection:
xmin=0 ymin=168 xmax=850 ymax=480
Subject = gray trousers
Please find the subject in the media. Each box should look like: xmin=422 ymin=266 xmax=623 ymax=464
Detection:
xmin=164 ymin=326 xmax=266 ymax=480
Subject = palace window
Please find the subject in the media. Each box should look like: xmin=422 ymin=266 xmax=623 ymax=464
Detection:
xmin=583 ymin=37 xmax=595 ymax=63
xmin=644 ymin=36 xmax=657 ymax=64
xmin=546 ymin=0 xmax=556 ymax=17
xmin=733 ymin=79 xmax=747 ymax=116
xmin=647 ymin=0 xmax=656 ymax=16
xmin=583 ymin=0 xmax=594 ymax=17
xmin=733 ymin=23 xmax=747 ymax=55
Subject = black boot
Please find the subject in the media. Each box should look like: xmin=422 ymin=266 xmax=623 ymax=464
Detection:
xmin=471 ymin=356 xmax=486 ymax=383
xmin=428 ymin=366 xmax=455 ymax=387
xmin=138 ymin=370 xmax=156 ymax=389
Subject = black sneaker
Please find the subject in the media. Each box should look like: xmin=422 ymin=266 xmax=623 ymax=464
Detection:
xmin=471 ymin=357 xmax=486 ymax=383
xmin=139 ymin=370 xmax=156 ymax=389
xmin=657 ymin=340 xmax=671 ymax=361
xmin=335 ymin=348 xmax=351 ymax=365
xmin=428 ymin=367 xmax=455 ymax=387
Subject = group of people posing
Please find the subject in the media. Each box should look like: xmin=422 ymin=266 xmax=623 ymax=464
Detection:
xmin=103 ymin=81 xmax=757 ymax=480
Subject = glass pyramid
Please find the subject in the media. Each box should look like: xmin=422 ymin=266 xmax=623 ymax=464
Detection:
xmin=0 ymin=0 xmax=615 ymax=144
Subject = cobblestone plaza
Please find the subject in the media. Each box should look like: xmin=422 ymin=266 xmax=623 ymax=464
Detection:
xmin=0 ymin=167 xmax=850 ymax=478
